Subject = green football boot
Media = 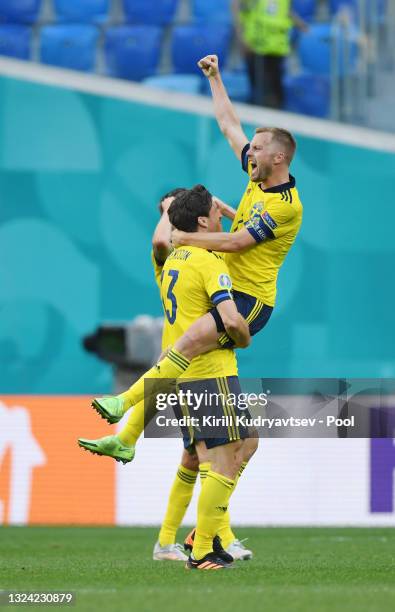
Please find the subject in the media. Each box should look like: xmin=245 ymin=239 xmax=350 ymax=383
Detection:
xmin=78 ymin=435 xmax=135 ymax=464
xmin=91 ymin=396 xmax=126 ymax=424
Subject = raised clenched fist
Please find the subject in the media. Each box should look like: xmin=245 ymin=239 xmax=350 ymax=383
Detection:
xmin=197 ymin=54 xmax=219 ymax=78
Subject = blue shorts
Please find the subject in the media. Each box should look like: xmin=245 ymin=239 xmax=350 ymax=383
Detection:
xmin=175 ymin=376 xmax=252 ymax=450
xmin=210 ymin=290 xmax=273 ymax=348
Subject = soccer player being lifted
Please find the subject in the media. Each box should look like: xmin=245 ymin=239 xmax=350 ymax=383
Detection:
xmin=81 ymin=185 xmax=255 ymax=569
xmin=80 ymin=53 xmax=303 ymax=444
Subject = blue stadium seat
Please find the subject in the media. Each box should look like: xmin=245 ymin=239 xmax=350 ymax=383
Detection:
xmin=329 ymin=0 xmax=357 ymax=15
xmin=0 ymin=24 xmax=32 ymax=59
xmin=203 ymin=70 xmax=251 ymax=102
xmin=0 ymin=0 xmax=41 ymax=23
xmin=298 ymin=25 xmax=332 ymax=73
xmin=376 ymin=0 xmax=388 ymax=23
xmin=283 ymin=73 xmax=330 ymax=117
xmin=105 ymin=26 xmax=162 ymax=81
xmin=292 ymin=0 xmax=316 ymax=21
xmin=298 ymin=23 xmax=358 ymax=76
xmin=123 ymin=0 xmax=178 ymax=25
xmin=54 ymin=0 xmax=109 ymax=23
xmin=40 ymin=25 xmax=99 ymax=72
xmin=171 ymin=24 xmax=231 ymax=74
xmin=143 ymin=74 xmax=202 ymax=95
xmin=330 ymin=0 xmax=386 ymax=21
xmin=192 ymin=0 xmax=233 ymax=24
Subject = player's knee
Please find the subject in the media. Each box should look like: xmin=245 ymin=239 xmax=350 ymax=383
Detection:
xmin=232 ymin=439 xmax=244 ymax=457
xmin=230 ymin=440 xmax=245 ymax=475
xmin=233 ymin=440 xmax=246 ymax=472
xmin=181 ymin=449 xmax=199 ymax=471
xmin=175 ymin=331 xmax=201 ymax=360
xmin=195 ymin=441 xmax=209 ymax=464
xmin=242 ymin=436 xmax=259 ymax=462
xmin=210 ymin=440 xmax=243 ymax=479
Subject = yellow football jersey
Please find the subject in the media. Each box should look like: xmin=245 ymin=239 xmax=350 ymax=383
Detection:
xmin=151 ymin=250 xmax=163 ymax=287
xmin=225 ymin=146 xmax=303 ymax=307
xmin=151 ymin=250 xmax=172 ymax=351
xmin=153 ymin=246 xmax=237 ymax=378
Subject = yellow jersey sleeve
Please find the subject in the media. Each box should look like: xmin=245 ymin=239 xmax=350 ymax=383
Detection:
xmin=245 ymin=196 xmax=297 ymax=242
xmin=151 ymin=250 xmax=164 ymax=288
xmin=201 ymin=253 xmax=234 ymax=307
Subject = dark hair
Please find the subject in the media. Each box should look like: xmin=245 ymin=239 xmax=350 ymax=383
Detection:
xmin=168 ymin=184 xmax=213 ymax=232
xmin=158 ymin=187 xmax=187 ymax=213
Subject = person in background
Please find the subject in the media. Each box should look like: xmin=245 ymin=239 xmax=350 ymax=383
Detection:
xmin=232 ymin=0 xmax=308 ymax=109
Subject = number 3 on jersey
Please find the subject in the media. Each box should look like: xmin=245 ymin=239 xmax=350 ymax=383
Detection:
xmin=160 ymin=269 xmax=179 ymax=324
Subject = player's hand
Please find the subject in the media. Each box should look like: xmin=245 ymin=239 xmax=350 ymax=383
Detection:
xmin=160 ymin=196 xmax=175 ymax=214
xmin=213 ymin=196 xmax=227 ymax=214
xmin=213 ymin=196 xmax=237 ymax=221
xmin=171 ymin=229 xmax=186 ymax=247
xmin=197 ymin=54 xmax=219 ymax=78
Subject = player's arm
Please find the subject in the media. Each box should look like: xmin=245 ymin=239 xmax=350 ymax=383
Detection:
xmin=152 ymin=196 xmax=174 ymax=264
xmin=213 ymin=196 xmax=237 ymax=221
xmin=216 ymin=299 xmax=250 ymax=348
xmin=204 ymin=258 xmax=250 ymax=348
xmin=173 ymin=200 xmax=296 ymax=252
xmin=198 ymin=54 xmax=248 ymax=159
xmin=172 ymin=227 xmax=256 ymax=253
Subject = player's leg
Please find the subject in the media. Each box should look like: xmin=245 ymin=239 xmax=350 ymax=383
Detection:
xmin=153 ymin=395 xmax=212 ymax=561
xmin=218 ymin=436 xmax=259 ymax=560
xmin=115 ymin=294 xmax=272 ymax=414
xmin=115 ymin=314 xmax=219 ymax=409
xmin=117 ymin=398 xmax=146 ymax=447
xmin=86 ymin=295 xmax=272 ymax=451
xmin=153 ymin=448 xmax=199 ymax=561
xmin=78 ymin=396 xmax=149 ymax=460
xmin=173 ymin=313 xmax=220 ymax=359
xmin=183 ymin=443 xmax=211 ymax=552
xmin=77 ymin=432 xmax=135 ymax=463
xmin=89 ymin=313 xmax=220 ymax=427
xmin=187 ymin=375 xmax=256 ymax=567
xmin=188 ymin=438 xmax=243 ymax=568
xmin=187 ymin=442 xmax=257 ymax=559
xmin=183 ymin=438 xmax=257 ymax=561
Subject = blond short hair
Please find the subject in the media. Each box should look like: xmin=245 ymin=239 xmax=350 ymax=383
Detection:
xmin=255 ymin=127 xmax=297 ymax=164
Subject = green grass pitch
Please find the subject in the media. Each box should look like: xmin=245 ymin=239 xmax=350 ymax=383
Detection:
xmin=1 ymin=527 xmax=395 ymax=612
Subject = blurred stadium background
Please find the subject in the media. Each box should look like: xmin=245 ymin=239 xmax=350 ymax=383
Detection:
xmin=1 ymin=0 xmax=395 ymax=535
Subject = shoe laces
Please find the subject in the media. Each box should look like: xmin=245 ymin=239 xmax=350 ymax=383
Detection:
xmin=232 ymin=538 xmax=249 ymax=549
xmin=173 ymin=543 xmax=185 ymax=553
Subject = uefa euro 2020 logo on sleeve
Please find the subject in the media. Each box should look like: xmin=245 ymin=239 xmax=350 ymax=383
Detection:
xmin=218 ymin=274 xmax=232 ymax=290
